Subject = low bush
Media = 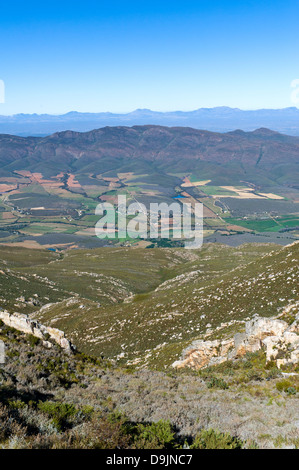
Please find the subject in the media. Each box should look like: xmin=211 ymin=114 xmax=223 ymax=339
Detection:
xmin=190 ymin=429 xmax=244 ymax=449
xmin=132 ymin=420 xmax=176 ymax=449
xmin=276 ymin=380 xmax=292 ymax=393
xmin=206 ymin=376 xmax=229 ymax=390
xmin=37 ymin=401 xmax=78 ymax=432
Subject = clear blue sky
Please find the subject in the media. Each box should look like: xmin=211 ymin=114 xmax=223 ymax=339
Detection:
xmin=0 ymin=0 xmax=299 ymax=114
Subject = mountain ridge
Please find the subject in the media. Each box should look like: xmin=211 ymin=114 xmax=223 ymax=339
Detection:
xmin=1 ymin=124 xmax=299 ymax=166
xmin=1 ymin=107 xmax=299 ymax=136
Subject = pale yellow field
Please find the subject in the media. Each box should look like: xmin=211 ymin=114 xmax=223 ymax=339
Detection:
xmin=117 ymin=172 xmax=135 ymax=181
xmin=213 ymin=186 xmax=284 ymax=200
xmin=181 ymin=179 xmax=211 ymax=188
xmin=191 ymin=180 xmax=212 ymax=186
xmin=258 ymin=193 xmax=284 ymax=200
xmin=75 ymin=227 xmax=97 ymax=236
xmin=218 ymin=186 xmax=263 ymax=199
xmin=203 ymin=229 xmax=215 ymax=237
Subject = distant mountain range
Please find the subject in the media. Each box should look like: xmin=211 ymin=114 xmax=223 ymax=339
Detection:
xmin=0 ymin=125 xmax=298 ymax=187
xmin=1 ymin=107 xmax=299 ymax=136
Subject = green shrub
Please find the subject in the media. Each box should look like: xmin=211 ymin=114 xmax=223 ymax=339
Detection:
xmin=75 ymin=351 xmax=104 ymax=367
xmin=80 ymin=405 xmax=94 ymax=418
xmin=133 ymin=420 xmax=176 ymax=449
xmin=6 ymin=349 xmax=20 ymax=359
xmin=37 ymin=401 xmax=78 ymax=431
xmin=27 ymin=334 xmax=40 ymax=347
xmin=283 ymin=314 xmax=296 ymax=326
xmin=265 ymin=360 xmax=277 ymax=370
xmin=206 ymin=376 xmax=229 ymax=390
xmin=37 ymin=358 xmax=78 ymax=389
xmin=265 ymin=367 xmax=280 ymax=380
xmin=276 ymin=380 xmax=292 ymax=393
xmin=7 ymin=399 xmax=26 ymax=410
xmin=246 ymin=370 xmax=263 ymax=382
xmin=105 ymin=413 xmax=177 ymax=449
xmin=242 ymin=360 xmax=253 ymax=369
xmin=190 ymin=429 xmax=244 ymax=449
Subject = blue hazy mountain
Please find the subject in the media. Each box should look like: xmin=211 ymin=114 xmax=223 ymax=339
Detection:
xmin=1 ymin=107 xmax=299 ymax=136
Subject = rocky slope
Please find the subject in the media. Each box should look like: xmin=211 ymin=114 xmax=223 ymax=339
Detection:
xmin=173 ymin=304 xmax=299 ymax=370
xmin=32 ymin=242 xmax=299 ymax=368
xmin=0 ymin=242 xmax=298 ymax=448
xmin=1 ymin=318 xmax=299 ymax=449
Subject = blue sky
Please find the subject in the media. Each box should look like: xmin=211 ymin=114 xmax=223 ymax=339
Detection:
xmin=0 ymin=0 xmax=299 ymax=114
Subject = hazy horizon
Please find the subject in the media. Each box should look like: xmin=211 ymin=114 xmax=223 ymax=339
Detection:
xmin=0 ymin=105 xmax=298 ymax=118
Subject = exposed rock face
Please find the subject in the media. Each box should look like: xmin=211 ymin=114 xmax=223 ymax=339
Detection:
xmin=172 ymin=338 xmax=234 ymax=369
xmin=0 ymin=310 xmax=74 ymax=352
xmin=173 ymin=310 xmax=299 ymax=370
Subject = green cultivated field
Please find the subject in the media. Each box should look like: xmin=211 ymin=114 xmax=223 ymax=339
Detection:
xmin=224 ymin=215 xmax=299 ymax=232
xmin=0 ymin=169 xmax=298 ymax=249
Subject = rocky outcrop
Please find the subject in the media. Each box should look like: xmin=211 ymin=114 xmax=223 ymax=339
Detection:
xmin=0 ymin=310 xmax=74 ymax=352
xmin=172 ymin=338 xmax=234 ymax=370
xmin=173 ymin=310 xmax=299 ymax=370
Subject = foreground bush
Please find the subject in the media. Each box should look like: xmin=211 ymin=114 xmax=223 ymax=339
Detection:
xmin=190 ymin=429 xmax=244 ymax=449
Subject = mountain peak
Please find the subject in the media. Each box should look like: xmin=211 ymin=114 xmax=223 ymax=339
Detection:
xmin=251 ymin=127 xmax=280 ymax=136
